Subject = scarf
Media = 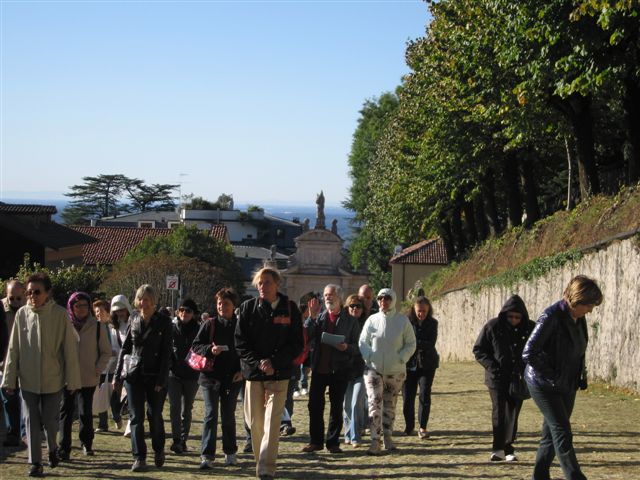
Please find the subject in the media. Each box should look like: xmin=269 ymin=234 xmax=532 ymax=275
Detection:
xmin=67 ymin=291 xmax=92 ymax=332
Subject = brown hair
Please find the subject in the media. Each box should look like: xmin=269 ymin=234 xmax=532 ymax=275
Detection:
xmin=215 ymin=287 xmax=240 ymax=307
xmin=344 ymin=294 xmax=367 ymax=319
xmin=408 ymin=296 xmax=434 ymax=324
xmin=93 ymin=299 xmax=110 ymax=313
xmin=26 ymin=272 xmax=52 ymax=291
xmin=563 ymin=275 xmax=603 ymax=308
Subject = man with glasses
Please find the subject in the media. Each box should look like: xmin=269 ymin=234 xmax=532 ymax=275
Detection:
xmin=1 ymin=280 xmax=26 ymax=447
xmin=302 ymin=284 xmax=360 ymax=454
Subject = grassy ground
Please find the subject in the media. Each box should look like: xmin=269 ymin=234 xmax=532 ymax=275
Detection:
xmin=1 ymin=362 xmax=638 ymax=479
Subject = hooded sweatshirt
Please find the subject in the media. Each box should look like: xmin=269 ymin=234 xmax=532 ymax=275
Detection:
xmin=358 ymin=288 xmax=416 ymax=375
xmin=472 ymin=294 xmax=535 ymax=389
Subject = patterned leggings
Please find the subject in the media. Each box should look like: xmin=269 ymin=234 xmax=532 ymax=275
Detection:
xmin=363 ymin=370 xmax=406 ymax=441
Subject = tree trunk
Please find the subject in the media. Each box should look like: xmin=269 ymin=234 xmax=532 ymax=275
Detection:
xmin=520 ymin=151 xmax=540 ymax=227
xmin=462 ymin=199 xmax=478 ymax=246
xmin=450 ymin=204 xmax=466 ymax=257
xmin=563 ymin=94 xmax=600 ymax=200
xmin=437 ymin=217 xmax=456 ymax=262
xmin=565 ymin=136 xmax=575 ymax=210
xmin=502 ymin=153 xmax=522 ymax=228
xmin=623 ymin=78 xmax=640 ymax=184
xmin=481 ymin=169 xmax=501 ymax=236
xmin=473 ymin=194 xmax=489 ymax=242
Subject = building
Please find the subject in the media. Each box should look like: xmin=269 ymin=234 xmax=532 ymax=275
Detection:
xmin=389 ymin=238 xmax=449 ymax=300
xmin=0 ymin=203 xmax=96 ymax=278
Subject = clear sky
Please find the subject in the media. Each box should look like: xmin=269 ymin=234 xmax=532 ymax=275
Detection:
xmin=0 ymin=0 xmax=429 ymax=207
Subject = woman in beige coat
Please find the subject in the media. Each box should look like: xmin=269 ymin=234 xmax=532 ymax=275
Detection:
xmin=1 ymin=272 xmax=82 ymax=478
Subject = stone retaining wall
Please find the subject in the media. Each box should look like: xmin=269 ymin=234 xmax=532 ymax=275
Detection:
xmin=432 ymin=236 xmax=640 ymax=392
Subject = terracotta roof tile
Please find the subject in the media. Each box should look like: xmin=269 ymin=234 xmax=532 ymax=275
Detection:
xmin=389 ymin=238 xmax=449 ymax=265
xmin=0 ymin=203 xmax=57 ymax=215
xmin=209 ymin=224 xmax=229 ymax=242
xmin=71 ymin=226 xmax=173 ymax=266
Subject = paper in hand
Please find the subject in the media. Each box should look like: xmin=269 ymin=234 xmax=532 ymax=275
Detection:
xmin=321 ymin=332 xmax=345 ymax=347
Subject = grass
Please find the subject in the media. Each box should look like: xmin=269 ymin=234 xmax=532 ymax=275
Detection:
xmin=422 ymin=183 xmax=640 ymax=297
xmin=1 ymin=362 xmax=638 ymax=479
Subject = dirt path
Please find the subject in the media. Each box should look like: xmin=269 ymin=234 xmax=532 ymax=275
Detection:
xmin=2 ymin=362 xmax=638 ymax=479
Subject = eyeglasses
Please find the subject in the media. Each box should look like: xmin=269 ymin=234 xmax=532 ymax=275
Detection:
xmin=377 ymin=295 xmax=392 ymax=301
xmin=179 ymin=307 xmax=193 ymax=313
xmin=26 ymin=289 xmax=43 ymax=297
xmin=9 ymin=296 xmax=23 ymax=302
xmin=73 ymin=303 xmax=90 ymax=309
xmin=348 ymin=304 xmax=363 ymax=309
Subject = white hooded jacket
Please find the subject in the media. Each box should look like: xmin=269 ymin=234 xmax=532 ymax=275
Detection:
xmin=358 ymin=288 xmax=416 ymax=375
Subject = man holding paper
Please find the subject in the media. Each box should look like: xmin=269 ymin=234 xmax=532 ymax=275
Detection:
xmin=302 ymin=284 xmax=361 ymax=454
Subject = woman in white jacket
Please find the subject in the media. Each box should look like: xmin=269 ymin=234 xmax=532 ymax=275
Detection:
xmin=359 ymin=288 xmax=416 ymax=455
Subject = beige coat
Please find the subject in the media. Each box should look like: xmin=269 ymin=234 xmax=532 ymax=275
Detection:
xmin=1 ymin=299 xmax=82 ymax=394
xmin=77 ymin=316 xmax=112 ymax=387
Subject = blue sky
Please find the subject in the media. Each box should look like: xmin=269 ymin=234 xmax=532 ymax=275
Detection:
xmin=1 ymin=0 xmax=429 ymax=206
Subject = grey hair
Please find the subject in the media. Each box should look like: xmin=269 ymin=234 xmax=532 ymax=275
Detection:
xmin=324 ymin=284 xmax=344 ymax=303
xmin=134 ymin=284 xmax=157 ymax=308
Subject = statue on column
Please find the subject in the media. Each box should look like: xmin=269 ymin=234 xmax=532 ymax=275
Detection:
xmin=331 ymin=219 xmax=338 ymax=235
xmin=315 ymin=190 xmax=326 ymax=229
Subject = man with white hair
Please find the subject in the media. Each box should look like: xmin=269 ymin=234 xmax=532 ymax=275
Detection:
xmin=302 ymin=284 xmax=360 ymax=454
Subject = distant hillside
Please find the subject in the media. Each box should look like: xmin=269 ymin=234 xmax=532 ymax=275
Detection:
xmin=423 ymin=184 xmax=640 ymax=297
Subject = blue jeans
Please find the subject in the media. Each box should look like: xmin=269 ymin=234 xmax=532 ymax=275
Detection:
xmin=201 ymin=381 xmax=242 ymax=459
xmin=528 ymin=383 xmax=586 ymax=480
xmin=1 ymin=386 xmax=25 ymax=441
xmin=167 ymin=375 xmax=199 ymax=444
xmin=125 ymin=377 xmax=167 ymax=460
xmin=343 ymin=376 xmax=367 ymax=443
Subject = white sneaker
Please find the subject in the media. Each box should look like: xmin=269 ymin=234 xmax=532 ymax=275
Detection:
xmin=293 ymin=390 xmax=301 ymax=398
xmin=124 ymin=421 xmax=131 ymax=438
xmin=224 ymin=453 xmax=237 ymax=466
xmin=300 ymin=388 xmax=308 ymax=396
xmin=505 ymin=453 xmax=518 ymax=462
xmin=490 ymin=450 xmax=505 ymax=461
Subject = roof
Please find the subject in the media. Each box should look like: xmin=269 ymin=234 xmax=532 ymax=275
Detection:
xmin=389 ymin=238 xmax=449 ymax=265
xmin=100 ymin=210 xmax=179 ymax=223
xmin=0 ymin=213 xmax=96 ymax=249
xmin=232 ymin=245 xmax=289 ymax=260
xmin=71 ymin=226 xmax=173 ymax=265
xmin=0 ymin=202 xmax=57 ymax=215
xmin=209 ymin=224 xmax=230 ymax=243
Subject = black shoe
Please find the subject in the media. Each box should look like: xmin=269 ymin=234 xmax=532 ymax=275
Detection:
xmin=154 ymin=451 xmax=165 ymax=467
xmin=243 ymin=442 xmax=253 ymax=453
xmin=57 ymin=449 xmax=70 ymax=461
xmin=280 ymin=424 xmax=296 ymax=436
xmin=131 ymin=458 xmax=147 ymax=472
xmin=48 ymin=451 xmax=59 ymax=468
xmin=170 ymin=442 xmax=184 ymax=454
xmin=83 ymin=445 xmax=95 ymax=456
xmin=28 ymin=464 xmax=44 ymax=477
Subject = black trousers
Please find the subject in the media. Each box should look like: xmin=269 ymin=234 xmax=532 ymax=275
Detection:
xmin=488 ymin=387 xmax=523 ymax=454
xmin=307 ymin=372 xmax=348 ymax=448
xmin=59 ymin=386 xmax=96 ymax=453
xmin=403 ymin=367 xmax=436 ymax=432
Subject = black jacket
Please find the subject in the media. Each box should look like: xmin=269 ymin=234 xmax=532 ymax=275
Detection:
xmin=523 ymin=299 xmax=588 ymax=394
xmin=235 ymin=293 xmax=303 ymax=381
xmin=407 ymin=316 xmax=439 ymax=372
xmin=305 ymin=308 xmax=361 ymax=376
xmin=115 ymin=310 xmax=173 ymax=387
xmin=170 ymin=318 xmax=200 ymax=380
xmin=192 ymin=315 xmax=241 ymax=389
xmin=473 ymin=295 xmax=535 ymax=390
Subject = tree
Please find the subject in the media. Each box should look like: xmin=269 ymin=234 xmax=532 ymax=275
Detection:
xmin=123 ymin=179 xmax=178 ymax=212
xmin=61 ymin=174 xmax=128 ymax=224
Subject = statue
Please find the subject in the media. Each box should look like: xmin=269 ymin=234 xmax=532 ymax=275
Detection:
xmin=331 ymin=219 xmax=338 ymax=235
xmin=315 ymin=190 xmax=326 ymax=229
xmin=270 ymin=244 xmax=277 ymax=261
xmin=303 ymin=218 xmax=310 ymax=231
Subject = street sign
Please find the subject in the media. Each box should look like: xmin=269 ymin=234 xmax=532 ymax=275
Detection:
xmin=166 ymin=275 xmax=179 ymax=291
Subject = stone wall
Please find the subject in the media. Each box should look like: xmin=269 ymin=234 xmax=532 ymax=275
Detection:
xmin=432 ymin=236 xmax=640 ymax=392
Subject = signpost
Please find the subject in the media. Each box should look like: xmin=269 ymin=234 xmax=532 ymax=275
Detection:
xmin=166 ymin=275 xmax=179 ymax=312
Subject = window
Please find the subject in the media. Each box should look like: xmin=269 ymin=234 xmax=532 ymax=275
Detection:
xmin=138 ymin=221 xmax=155 ymax=229
xmin=168 ymin=221 xmax=180 ymax=229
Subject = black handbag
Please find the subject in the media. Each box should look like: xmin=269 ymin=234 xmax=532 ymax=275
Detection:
xmin=509 ymin=375 xmax=531 ymax=400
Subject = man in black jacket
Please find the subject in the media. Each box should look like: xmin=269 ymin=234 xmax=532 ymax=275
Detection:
xmin=301 ymin=284 xmax=360 ymax=454
xmin=235 ymin=267 xmax=303 ymax=480
xmin=473 ymin=294 xmax=535 ymax=463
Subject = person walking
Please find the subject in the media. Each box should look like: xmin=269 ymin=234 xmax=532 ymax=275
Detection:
xmin=359 ymin=288 xmax=416 ymax=455
xmin=301 ymin=284 xmax=360 ymax=454
xmin=523 ymin=275 xmax=603 ymax=480
xmin=113 ymin=284 xmax=172 ymax=472
xmin=235 ymin=267 xmax=303 ymax=480
xmin=108 ymin=294 xmax=132 ymax=434
xmin=57 ymin=292 xmax=111 ymax=460
xmin=403 ymin=296 xmax=440 ymax=440
xmin=93 ymin=299 xmax=116 ymax=433
xmin=1 ymin=272 xmax=82 ymax=477
xmin=473 ymin=294 xmax=534 ymax=462
xmin=192 ymin=288 xmax=243 ymax=469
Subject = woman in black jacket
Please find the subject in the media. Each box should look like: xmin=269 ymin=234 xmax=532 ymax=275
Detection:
xmin=403 ymin=296 xmax=440 ymax=439
xmin=523 ymin=275 xmax=602 ymax=480
xmin=473 ymin=294 xmax=535 ymax=462
xmin=191 ymin=288 xmax=243 ymax=470
xmin=114 ymin=284 xmax=172 ymax=473
xmin=168 ymin=298 xmax=200 ymax=454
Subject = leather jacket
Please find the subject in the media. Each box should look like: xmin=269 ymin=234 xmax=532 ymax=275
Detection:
xmin=523 ymin=300 xmax=588 ymax=394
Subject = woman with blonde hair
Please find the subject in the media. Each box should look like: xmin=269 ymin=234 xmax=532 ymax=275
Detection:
xmin=523 ymin=275 xmax=603 ymax=480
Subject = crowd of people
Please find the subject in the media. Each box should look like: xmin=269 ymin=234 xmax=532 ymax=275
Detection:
xmin=0 ymin=269 xmax=602 ymax=480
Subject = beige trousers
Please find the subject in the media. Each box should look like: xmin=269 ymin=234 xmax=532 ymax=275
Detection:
xmin=244 ymin=379 xmax=288 ymax=477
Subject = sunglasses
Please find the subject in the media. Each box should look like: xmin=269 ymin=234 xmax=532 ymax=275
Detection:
xmin=26 ymin=289 xmax=43 ymax=297
xmin=179 ymin=307 xmax=193 ymax=313
xmin=73 ymin=303 xmax=90 ymax=309
xmin=348 ymin=304 xmax=363 ymax=309
xmin=9 ymin=296 xmax=23 ymax=302
xmin=377 ymin=295 xmax=392 ymax=301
